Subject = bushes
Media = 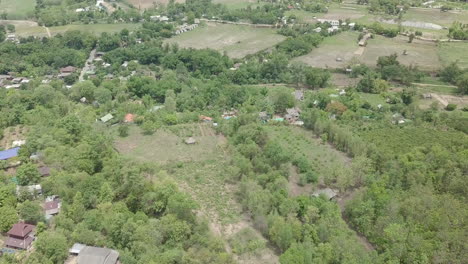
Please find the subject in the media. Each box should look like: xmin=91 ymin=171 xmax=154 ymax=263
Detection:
xmin=445 ymin=103 xmax=457 ymax=111
xmin=228 ymin=228 xmax=266 ymax=255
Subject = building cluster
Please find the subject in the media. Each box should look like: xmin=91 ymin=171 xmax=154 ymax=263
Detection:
xmin=76 ymin=0 xmax=110 ymax=13
xmin=0 ymin=74 xmax=30 ymax=89
xmin=175 ymin=23 xmax=199 ymax=35
xmin=1 ymin=144 xmax=120 ymax=261
xmin=150 ymin=15 xmax=169 ymax=22
xmin=5 ymin=34 xmax=19 ymax=43
xmin=316 ymin=19 xmax=355 ymax=34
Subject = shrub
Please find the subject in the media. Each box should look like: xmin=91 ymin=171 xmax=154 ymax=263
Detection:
xmin=446 ymin=104 xmax=457 ymax=111
xmin=118 ymin=125 xmax=129 ymax=137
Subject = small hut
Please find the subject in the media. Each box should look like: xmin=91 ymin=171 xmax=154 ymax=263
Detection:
xmin=184 ymin=137 xmax=196 ymax=145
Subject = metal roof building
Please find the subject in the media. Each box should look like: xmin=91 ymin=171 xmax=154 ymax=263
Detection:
xmin=0 ymin=147 xmax=20 ymax=160
xmin=77 ymin=246 xmax=119 ymax=264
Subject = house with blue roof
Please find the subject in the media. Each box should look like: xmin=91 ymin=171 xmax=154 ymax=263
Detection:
xmin=0 ymin=147 xmax=20 ymax=160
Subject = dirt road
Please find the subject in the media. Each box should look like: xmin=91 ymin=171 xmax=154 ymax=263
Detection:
xmin=79 ymin=48 xmax=96 ymax=82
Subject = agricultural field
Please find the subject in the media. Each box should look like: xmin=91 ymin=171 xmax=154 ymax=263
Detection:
xmin=0 ymin=0 xmax=36 ymax=19
xmin=294 ymin=31 xmax=362 ymax=68
xmin=165 ymin=22 xmax=285 ymax=58
xmin=15 ymin=23 xmax=142 ymax=37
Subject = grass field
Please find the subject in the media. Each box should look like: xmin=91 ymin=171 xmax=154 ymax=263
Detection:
xmin=403 ymin=8 xmax=468 ymax=27
xmin=115 ymin=124 xmax=225 ymax=164
xmin=0 ymin=0 xmax=35 ymax=19
xmin=294 ymin=31 xmax=361 ymax=68
xmin=16 ymin=23 xmax=142 ymax=37
xmin=415 ymin=76 xmax=459 ymax=94
xmin=438 ymin=42 xmax=468 ymax=69
xmin=363 ymin=35 xmax=440 ymax=70
xmin=297 ymin=32 xmax=441 ymax=70
xmin=165 ymin=22 xmax=285 ymax=58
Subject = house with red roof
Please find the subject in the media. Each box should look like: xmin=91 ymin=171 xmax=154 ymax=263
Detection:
xmin=44 ymin=196 xmax=61 ymax=220
xmin=124 ymin=113 xmax=135 ymax=123
xmin=5 ymin=222 xmax=36 ymax=250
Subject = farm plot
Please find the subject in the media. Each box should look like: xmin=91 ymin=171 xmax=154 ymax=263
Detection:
xmin=165 ymin=22 xmax=285 ymax=58
xmin=294 ymin=31 xmax=361 ymax=68
xmin=115 ymin=123 xmax=224 ymax=164
xmin=0 ymin=0 xmax=36 ymax=19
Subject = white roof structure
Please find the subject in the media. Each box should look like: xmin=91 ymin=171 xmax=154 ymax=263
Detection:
xmin=77 ymin=246 xmax=119 ymax=264
xmin=100 ymin=114 xmax=113 ymax=123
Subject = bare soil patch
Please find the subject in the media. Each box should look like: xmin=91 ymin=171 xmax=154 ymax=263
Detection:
xmin=0 ymin=126 xmax=27 ymax=149
xmin=331 ymin=73 xmax=360 ymax=87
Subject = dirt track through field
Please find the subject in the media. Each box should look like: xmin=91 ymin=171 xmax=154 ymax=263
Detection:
xmin=354 ymin=46 xmax=365 ymax=56
xmin=43 ymin=26 xmax=51 ymax=37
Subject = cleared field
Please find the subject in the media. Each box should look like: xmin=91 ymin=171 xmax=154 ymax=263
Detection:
xmin=125 ymin=0 xmax=184 ymax=9
xmin=0 ymin=0 xmax=35 ymax=19
xmin=294 ymin=31 xmax=361 ymax=68
xmin=165 ymin=22 xmax=285 ymax=58
xmin=16 ymin=23 xmax=141 ymax=37
xmin=296 ymin=32 xmax=441 ymax=70
xmin=403 ymin=8 xmax=468 ymax=27
xmin=363 ymin=35 xmax=440 ymax=70
xmin=115 ymin=124 xmax=225 ymax=164
xmin=438 ymin=42 xmax=468 ymax=69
